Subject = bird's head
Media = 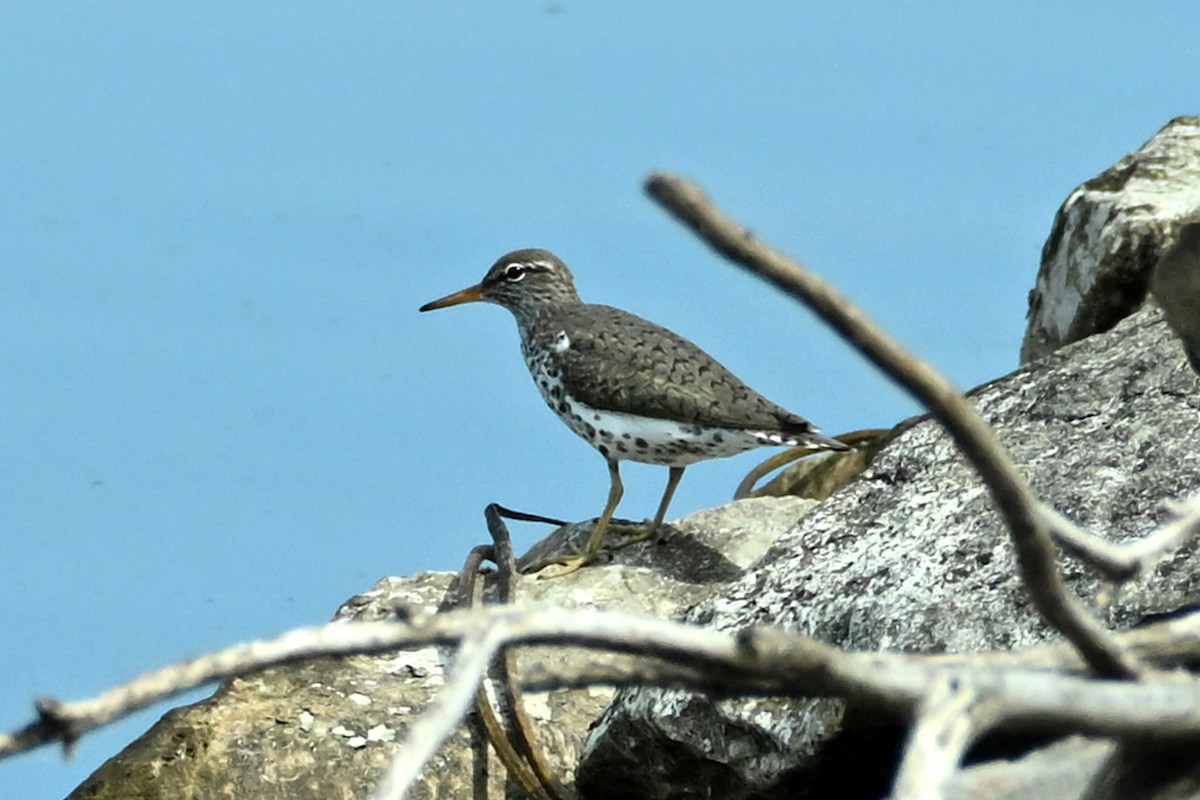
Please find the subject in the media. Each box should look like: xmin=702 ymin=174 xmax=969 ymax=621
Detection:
xmin=419 ymin=249 xmax=581 ymax=322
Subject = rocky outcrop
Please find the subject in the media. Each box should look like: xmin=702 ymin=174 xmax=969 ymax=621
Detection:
xmin=70 ymin=312 xmax=1200 ymax=800
xmin=1021 ymin=115 xmax=1200 ymax=364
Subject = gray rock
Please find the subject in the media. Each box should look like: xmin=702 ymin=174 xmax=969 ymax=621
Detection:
xmin=577 ymin=306 xmax=1200 ymax=800
xmin=1021 ymin=116 xmax=1200 ymax=364
xmin=68 ymin=573 xmax=463 ymax=800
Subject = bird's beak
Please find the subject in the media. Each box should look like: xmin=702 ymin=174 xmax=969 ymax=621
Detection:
xmin=419 ymin=283 xmax=485 ymax=312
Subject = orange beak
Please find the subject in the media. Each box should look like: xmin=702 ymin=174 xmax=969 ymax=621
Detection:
xmin=419 ymin=283 xmax=485 ymax=312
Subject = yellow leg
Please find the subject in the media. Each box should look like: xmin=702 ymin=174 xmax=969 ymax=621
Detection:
xmin=609 ymin=465 xmax=686 ymax=549
xmin=527 ymin=464 xmax=687 ymax=578
xmin=530 ymin=460 xmax=691 ymax=578
xmin=576 ymin=458 xmax=626 ymax=561
xmin=526 ymin=459 xmax=624 ymax=578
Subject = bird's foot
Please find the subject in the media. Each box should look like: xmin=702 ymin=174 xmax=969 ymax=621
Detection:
xmin=605 ymin=520 xmax=662 ymax=551
xmin=522 ymin=518 xmax=662 ymax=579
xmin=525 ymin=552 xmax=595 ymax=579
xmin=520 ymin=522 xmax=608 ymax=577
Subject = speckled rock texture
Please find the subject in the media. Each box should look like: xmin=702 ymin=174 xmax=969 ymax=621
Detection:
xmin=65 ymin=497 xmax=820 ymax=800
xmin=577 ymin=306 xmax=1200 ymax=800
xmin=1021 ymin=115 xmax=1200 ymax=364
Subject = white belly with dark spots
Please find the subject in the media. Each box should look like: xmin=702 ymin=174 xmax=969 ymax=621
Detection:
xmin=524 ymin=350 xmax=790 ymax=467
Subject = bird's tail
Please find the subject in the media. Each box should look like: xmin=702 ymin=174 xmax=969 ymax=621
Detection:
xmin=800 ymin=430 xmax=853 ymax=452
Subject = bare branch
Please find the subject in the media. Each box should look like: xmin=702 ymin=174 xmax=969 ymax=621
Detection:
xmin=733 ymin=428 xmax=888 ymax=501
xmin=891 ymin=675 xmax=997 ymax=800
xmin=739 ymin=624 xmax=1200 ymax=738
xmin=456 ymin=542 xmax=555 ymax=799
xmin=734 ymin=446 xmax=814 ymax=501
xmin=8 ymin=605 xmax=1200 ymax=790
xmin=0 ymin=608 xmax=760 ymax=760
xmin=509 ymin=607 xmax=1200 ymax=693
xmin=472 ymin=691 xmax=548 ymax=800
xmin=2 ymin=618 xmax=446 ymax=759
xmin=644 ymin=172 xmax=1143 ymax=679
xmin=483 ymin=504 xmax=573 ymax=799
xmin=1040 ymin=493 xmax=1200 ymax=581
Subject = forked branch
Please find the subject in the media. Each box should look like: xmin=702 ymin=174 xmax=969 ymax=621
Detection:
xmin=644 ymin=172 xmax=1146 ymax=679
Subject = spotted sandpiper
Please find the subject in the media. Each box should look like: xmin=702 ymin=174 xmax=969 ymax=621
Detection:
xmin=420 ymin=249 xmax=849 ymax=576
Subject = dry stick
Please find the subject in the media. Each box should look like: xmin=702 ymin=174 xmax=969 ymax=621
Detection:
xmin=456 ymin=544 xmax=551 ymax=800
xmin=8 ymin=605 xmax=1200 ymax=764
xmin=1038 ymin=506 xmax=1144 ymax=581
xmin=3 ymin=620 xmax=456 ymax=760
xmin=734 ymin=428 xmax=888 ymax=500
xmin=456 ymin=502 xmax=573 ymax=799
xmin=485 ymin=505 xmax=574 ymax=800
xmin=489 ymin=504 xmax=572 ymax=528
xmin=370 ymin=611 xmax=1200 ymax=800
xmin=471 ymin=686 xmax=548 ymax=800
xmin=734 ymin=447 xmax=810 ymax=500
xmin=738 ymin=624 xmax=1200 ymax=736
xmin=891 ymin=675 xmax=998 ymax=800
xmin=1040 ymin=493 xmax=1200 ymax=582
xmin=512 ymin=604 xmax=1200 ymax=693
xmin=0 ymin=609 xmax=630 ymax=761
xmin=644 ymin=172 xmax=1142 ymax=679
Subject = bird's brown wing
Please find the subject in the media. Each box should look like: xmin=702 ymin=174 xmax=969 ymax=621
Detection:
xmin=548 ymin=304 xmax=817 ymax=434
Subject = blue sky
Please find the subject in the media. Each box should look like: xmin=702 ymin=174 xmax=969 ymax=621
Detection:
xmin=3 ymin=3 xmax=1197 ymax=796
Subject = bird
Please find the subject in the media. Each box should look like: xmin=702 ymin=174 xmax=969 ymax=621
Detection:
xmin=419 ymin=248 xmax=849 ymax=576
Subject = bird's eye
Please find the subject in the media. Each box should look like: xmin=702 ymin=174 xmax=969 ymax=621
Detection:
xmin=503 ymin=264 xmax=526 ymax=282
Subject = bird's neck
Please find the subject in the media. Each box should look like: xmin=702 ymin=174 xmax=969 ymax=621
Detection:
xmin=509 ymin=297 xmax=580 ymax=335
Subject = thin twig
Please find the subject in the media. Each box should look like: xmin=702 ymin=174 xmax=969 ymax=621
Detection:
xmin=473 ymin=693 xmax=547 ymax=800
xmin=1039 ymin=493 xmax=1200 ymax=581
xmin=738 ymin=624 xmax=1200 ymax=735
xmin=491 ymin=504 xmax=571 ymax=527
xmin=456 ymin=543 xmax=551 ymax=799
xmin=485 ymin=505 xmax=573 ymax=799
xmin=734 ymin=427 xmax=888 ymax=500
xmin=644 ymin=172 xmax=1143 ymax=679
xmin=734 ymin=447 xmax=811 ymax=500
